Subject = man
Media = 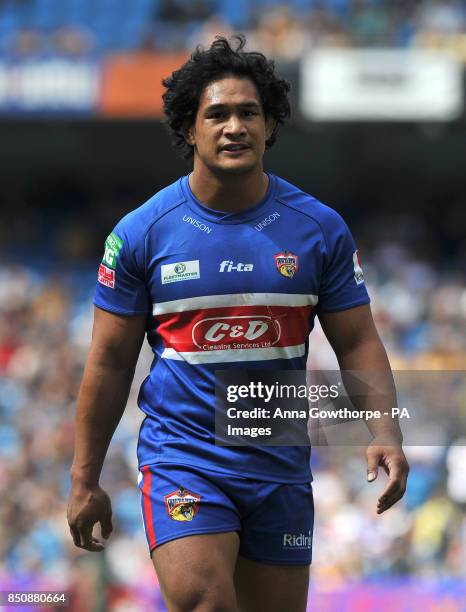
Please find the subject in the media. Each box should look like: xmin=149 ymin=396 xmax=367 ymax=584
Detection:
xmin=67 ymin=36 xmax=409 ymax=611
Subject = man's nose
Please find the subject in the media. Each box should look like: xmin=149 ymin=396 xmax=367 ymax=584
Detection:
xmin=224 ymin=115 xmax=246 ymax=135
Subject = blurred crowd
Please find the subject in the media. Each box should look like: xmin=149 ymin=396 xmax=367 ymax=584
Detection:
xmin=0 ymin=264 xmax=164 ymax=609
xmin=0 ymin=0 xmax=465 ymax=62
xmin=1 ymin=2 xmax=465 ymax=611
xmin=0 ymin=230 xmax=465 ymax=609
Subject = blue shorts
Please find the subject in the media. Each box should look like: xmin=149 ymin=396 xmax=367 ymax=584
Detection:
xmin=138 ymin=462 xmax=314 ymax=565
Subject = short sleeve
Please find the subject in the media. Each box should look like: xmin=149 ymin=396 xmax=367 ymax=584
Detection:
xmin=93 ymin=223 xmax=150 ymax=316
xmin=317 ymin=210 xmax=370 ymax=313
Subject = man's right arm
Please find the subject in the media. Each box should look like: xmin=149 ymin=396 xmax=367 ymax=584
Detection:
xmin=67 ymin=306 xmax=146 ymax=551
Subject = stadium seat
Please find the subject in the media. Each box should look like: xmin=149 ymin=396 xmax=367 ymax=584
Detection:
xmin=324 ymin=0 xmax=350 ymax=16
xmin=215 ymin=0 xmax=249 ymax=29
xmin=0 ymin=7 xmax=21 ymax=37
xmin=291 ymin=0 xmax=317 ymax=13
xmin=65 ymin=0 xmax=93 ymax=26
xmin=32 ymin=0 xmax=66 ymax=31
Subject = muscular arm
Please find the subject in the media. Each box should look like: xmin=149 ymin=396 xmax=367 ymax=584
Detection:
xmin=319 ymin=304 xmax=401 ymax=442
xmin=318 ymin=304 xmax=409 ymax=513
xmin=68 ymin=306 xmax=146 ymax=550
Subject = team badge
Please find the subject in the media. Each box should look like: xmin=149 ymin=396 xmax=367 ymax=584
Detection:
xmin=353 ymin=250 xmax=364 ymax=285
xmin=164 ymin=487 xmax=201 ymax=522
xmin=274 ymin=251 xmax=298 ymax=278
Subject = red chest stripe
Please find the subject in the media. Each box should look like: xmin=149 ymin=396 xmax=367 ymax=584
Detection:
xmin=156 ymin=304 xmax=313 ymax=353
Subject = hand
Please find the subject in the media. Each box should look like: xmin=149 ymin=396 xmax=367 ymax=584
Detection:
xmin=365 ymin=437 xmax=409 ymax=514
xmin=67 ymin=484 xmax=113 ymax=551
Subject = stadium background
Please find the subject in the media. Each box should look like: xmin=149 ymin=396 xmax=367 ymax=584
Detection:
xmin=0 ymin=0 xmax=465 ymax=610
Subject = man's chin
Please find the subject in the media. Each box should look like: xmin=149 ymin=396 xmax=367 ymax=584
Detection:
xmin=213 ymin=159 xmax=258 ymax=176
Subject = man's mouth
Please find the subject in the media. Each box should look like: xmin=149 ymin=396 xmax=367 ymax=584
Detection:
xmin=220 ymin=143 xmax=251 ymax=152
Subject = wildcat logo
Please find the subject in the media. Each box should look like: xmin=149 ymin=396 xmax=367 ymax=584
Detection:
xmin=274 ymin=251 xmax=298 ymax=278
xmin=164 ymin=487 xmax=201 ymax=522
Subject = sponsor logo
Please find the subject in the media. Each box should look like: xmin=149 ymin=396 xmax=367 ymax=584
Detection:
xmin=182 ymin=215 xmax=212 ymax=234
xmin=353 ymin=250 xmax=364 ymax=285
xmin=254 ymin=211 xmax=280 ymax=232
xmin=282 ymin=531 xmax=313 ymax=549
xmin=98 ymin=263 xmax=115 ymax=288
xmin=161 ymin=260 xmax=200 ymax=284
xmin=174 ymin=263 xmax=186 ymax=274
xmin=274 ymin=251 xmax=298 ymax=278
xmin=192 ymin=315 xmax=281 ymax=351
xmin=219 ymin=260 xmax=254 ymax=272
xmin=164 ymin=487 xmax=201 ymax=522
xmin=102 ymin=232 xmax=123 ymax=270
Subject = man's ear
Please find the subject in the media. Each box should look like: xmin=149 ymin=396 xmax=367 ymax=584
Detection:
xmin=184 ymin=123 xmax=195 ymax=146
xmin=265 ymin=116 xmax=276 ymax=142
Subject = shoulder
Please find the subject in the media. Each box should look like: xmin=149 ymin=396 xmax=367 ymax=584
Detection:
xmin=114 ymin=177 xmax=186 ymax=242
xmin=273 ymin=174 xmax=348 ymax=236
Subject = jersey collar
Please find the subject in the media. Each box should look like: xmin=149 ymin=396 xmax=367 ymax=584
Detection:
xmin=180 ymin=173 xmax=277 ymax=224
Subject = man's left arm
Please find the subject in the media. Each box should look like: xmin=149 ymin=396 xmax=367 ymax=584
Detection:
xmin=318 ymin=304 xmax=409 ymax=514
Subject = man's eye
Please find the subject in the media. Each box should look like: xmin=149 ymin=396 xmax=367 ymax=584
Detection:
xmin=209 ymin=112 xmax=225 ymax=119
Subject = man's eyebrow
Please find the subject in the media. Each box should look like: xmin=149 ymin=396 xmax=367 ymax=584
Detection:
xmin=204 ymin=101 xmax=261 ymax=112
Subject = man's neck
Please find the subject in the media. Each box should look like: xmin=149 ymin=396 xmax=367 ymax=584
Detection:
xmin=188 ymin=165 xmax=269 ymax=213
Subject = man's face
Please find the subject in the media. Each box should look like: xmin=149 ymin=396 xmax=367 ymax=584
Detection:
xmin=186 ymin=76 xmax=275 ymax=175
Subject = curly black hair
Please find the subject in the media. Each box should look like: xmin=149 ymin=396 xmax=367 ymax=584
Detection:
xmin=162 ymin=35 xmax=291 ymax=159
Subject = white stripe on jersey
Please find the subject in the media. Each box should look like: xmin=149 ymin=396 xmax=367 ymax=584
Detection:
xmin=153 ymin=293 xmax=318 ymax=316
xmin=160 ymin=344 xmax=306 ymax=364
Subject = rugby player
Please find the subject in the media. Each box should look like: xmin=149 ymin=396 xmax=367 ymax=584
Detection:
xmin=67 ymin=36 xmax=409 ymax=611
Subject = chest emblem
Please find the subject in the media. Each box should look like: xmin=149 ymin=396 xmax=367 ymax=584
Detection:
xmin=274 ymin=251 xmax=298 ymax=278
xmin=161 ymin=260 xmax=200 ymax=284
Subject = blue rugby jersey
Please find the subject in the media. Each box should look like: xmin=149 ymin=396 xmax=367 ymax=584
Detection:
xmin=94 ymin=173 xmax=370 ymax=482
